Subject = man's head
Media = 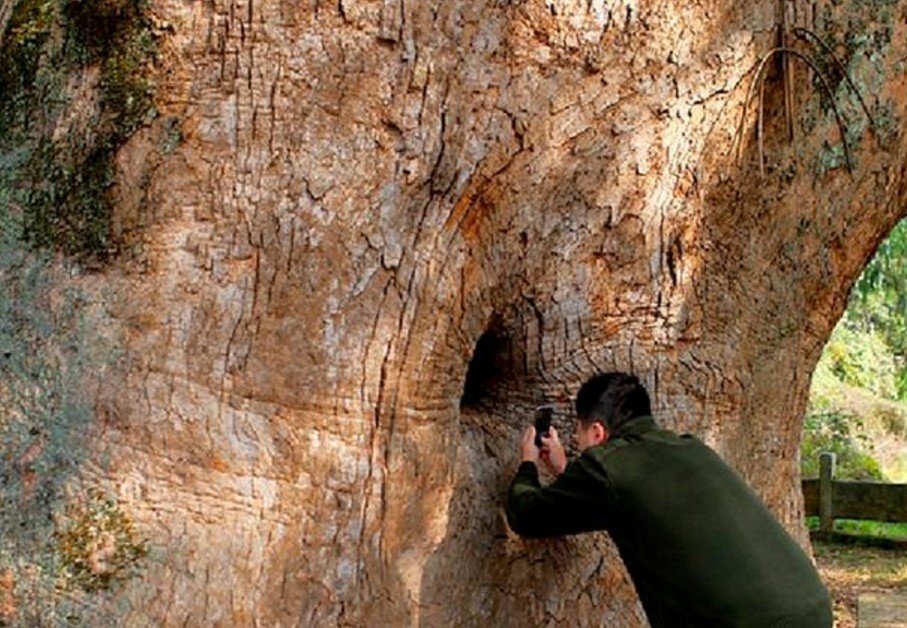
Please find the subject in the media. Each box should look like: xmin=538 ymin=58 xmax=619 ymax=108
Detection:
xmin=573 ymin=372 xmax=652 ymax=450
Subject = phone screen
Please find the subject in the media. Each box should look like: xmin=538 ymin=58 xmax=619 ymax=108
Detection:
xmin=534 ymin=405 xmax=553 ymax=448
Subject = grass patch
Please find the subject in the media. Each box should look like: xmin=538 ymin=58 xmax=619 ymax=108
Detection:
xmin=831 ymin=519 xmax=907 ymax=539
xmin=807 ymin=516 xmax=907 ymax=540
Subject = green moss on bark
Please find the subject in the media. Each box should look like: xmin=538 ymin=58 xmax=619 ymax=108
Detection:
xmin=0 ymin=0 xmax=157 ymax=261
xmin=802 ymin=0 xmax=903 ymax=175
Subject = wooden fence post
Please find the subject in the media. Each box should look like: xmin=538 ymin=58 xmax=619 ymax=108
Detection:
xmin=819 ymin=452 xmax=836 ymax=535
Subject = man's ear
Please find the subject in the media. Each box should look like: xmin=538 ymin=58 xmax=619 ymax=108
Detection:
xmin=592 ymin=422 xmax=608 ymax=445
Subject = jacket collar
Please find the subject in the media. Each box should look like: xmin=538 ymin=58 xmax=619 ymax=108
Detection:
xmin=610 ymin=415 xmax=657 ymax=440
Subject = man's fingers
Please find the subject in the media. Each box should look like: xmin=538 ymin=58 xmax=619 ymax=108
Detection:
xmin=520 ymin=425 xmax=540 ymax=463
xmin=522 ymin=426 xmax=537 ymax=449
xmin=540 ymin=428 xmax=559 ymax=447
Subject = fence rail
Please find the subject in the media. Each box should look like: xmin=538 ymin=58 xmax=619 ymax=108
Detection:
xmin=801 ymin=452 xmax=907 ymax=535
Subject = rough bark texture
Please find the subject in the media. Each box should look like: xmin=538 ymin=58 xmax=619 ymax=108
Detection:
xmin=2 ymin=0 xmax=907 ymax=625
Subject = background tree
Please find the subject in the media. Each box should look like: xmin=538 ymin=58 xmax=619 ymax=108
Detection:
xmin=2 ymin=0 xmax=907 ymax=625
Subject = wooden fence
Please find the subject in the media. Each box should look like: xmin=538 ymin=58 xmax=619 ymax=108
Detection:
xmin=801 ymin=452 xmax=907 ymax=542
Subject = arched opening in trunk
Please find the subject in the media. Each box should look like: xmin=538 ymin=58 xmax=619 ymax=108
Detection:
xmin=460 ymin=322 xmax=511 ymax=411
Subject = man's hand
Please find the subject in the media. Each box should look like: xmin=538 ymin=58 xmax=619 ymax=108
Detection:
xmin=540 ymin=428 xmax=567 ymax=476
xmin=520 ymin=426 xmax=539 ymax=464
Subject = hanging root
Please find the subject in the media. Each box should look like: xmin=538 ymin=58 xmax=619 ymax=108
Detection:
xmin=734 ymin=50 xmax=851 ymax=175
xmin=734 ymin=28 xmax=877 ymax=177
xmin=733 ymin=48 xmax=780 ymax=170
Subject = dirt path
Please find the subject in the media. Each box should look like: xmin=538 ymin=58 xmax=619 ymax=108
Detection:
xmin=814 ymin=541 xmax=907 ymax=628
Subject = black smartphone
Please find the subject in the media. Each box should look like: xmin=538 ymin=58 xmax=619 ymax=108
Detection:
xmin=534 ymin=405 xmax=554 ymax=448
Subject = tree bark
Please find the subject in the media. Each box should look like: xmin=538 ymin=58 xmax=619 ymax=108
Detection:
xmin=2 ymin=0 xmax=907 ymax=625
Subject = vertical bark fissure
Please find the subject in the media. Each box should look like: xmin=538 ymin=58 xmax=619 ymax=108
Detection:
xmin=355 ymin=275 xmax=395 ymax=593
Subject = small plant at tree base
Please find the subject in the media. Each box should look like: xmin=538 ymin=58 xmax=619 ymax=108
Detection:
xmin=54 ymin=491 xmax=148 ymax=593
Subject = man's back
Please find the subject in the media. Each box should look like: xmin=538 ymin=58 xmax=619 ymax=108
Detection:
xmin=588 ymin=417 xmax=831 ymax=627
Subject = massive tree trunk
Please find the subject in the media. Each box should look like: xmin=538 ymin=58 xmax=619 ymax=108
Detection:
xmin=2 ymin=0 xmax=906 ymax=625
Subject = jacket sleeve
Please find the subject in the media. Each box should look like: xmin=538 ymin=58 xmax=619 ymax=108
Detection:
xmin=505 ymin=456 xmax=613 ymax=538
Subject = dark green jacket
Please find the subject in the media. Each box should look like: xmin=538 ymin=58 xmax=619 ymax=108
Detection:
xmin=506 ymin=416 xmax=832 ymax=628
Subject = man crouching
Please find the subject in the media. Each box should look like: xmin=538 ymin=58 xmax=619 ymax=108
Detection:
xmin=506 ymin=372 xmax=832 ymax=628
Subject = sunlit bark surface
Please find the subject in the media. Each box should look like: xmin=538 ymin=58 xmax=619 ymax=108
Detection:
xmin=2 ymin=0 xmax=907 ymax=625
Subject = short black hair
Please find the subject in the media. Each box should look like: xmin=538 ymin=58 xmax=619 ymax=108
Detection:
xmin=575 ymin=372 xmax=651 ymax=431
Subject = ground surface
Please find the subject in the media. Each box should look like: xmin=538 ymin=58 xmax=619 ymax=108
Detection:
xmin=814 ymin=541 xmax=907 ymax=628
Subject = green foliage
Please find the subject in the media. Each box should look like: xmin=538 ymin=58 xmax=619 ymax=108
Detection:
xmin=822 ymin=320 xmax=900 ymax=399
xmin=874 ymin=404 xmax=907 ymax=437
xmin=852 ymin=218 xmax=907 ymax=367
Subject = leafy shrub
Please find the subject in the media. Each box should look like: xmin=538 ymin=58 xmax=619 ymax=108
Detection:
xmin=801 ymin=403 xmax=884 ymax=481
xmin=874 ymin=405 xmax=907 ymax=437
